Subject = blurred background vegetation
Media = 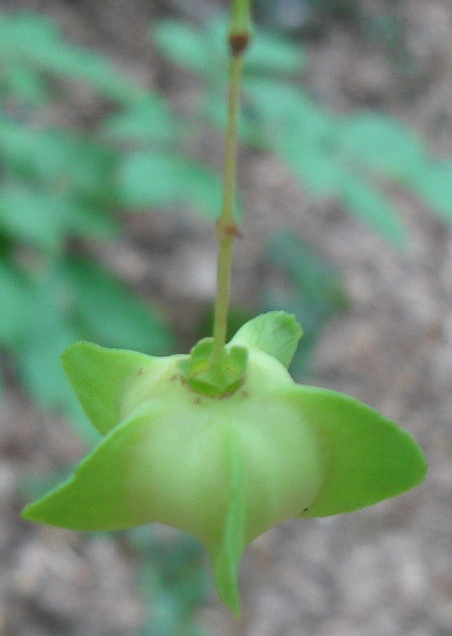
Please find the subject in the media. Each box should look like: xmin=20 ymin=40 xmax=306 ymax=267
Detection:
xmin=1 ymin=1 xmax=451 ymax=634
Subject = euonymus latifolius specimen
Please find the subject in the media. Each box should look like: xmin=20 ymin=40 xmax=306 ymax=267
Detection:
xmin=22 ymin=312 xmax=427 ymax=614
xmin=21 ymin=0 xmax=427 ymax=616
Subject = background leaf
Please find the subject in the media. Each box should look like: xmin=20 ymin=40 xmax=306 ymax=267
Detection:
xmin=337 ymin=113 xmax=426 ymax=181
xmin=152 ymin=20 xmax=210 ymax=73
xmin=263 ymin=232 xmax=348 ymax=378
xmin=61 ymin=257 xmax=174 ymax=355
xmin=338 ymin=173 xmax=407 ymax=247
xmin=0 ymin=259 xmax=31 ymax=348
xmin=117 ymin=151 xmax=223 ymax=219
xmin=0 ymin=184 xmax=116 ymax=251
xmin=0 ymin=10 xmax=143 ymax=105
xmin=411 ymin=161 xmax=452 ymax=222
xmin=104 ymin=95 xmax=179 ymax=145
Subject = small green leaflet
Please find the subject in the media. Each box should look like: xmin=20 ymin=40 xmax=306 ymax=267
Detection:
xmin=411 ymin=161 xmax=452 ymax=222
xmin=0 ymin=259 xmax=31 ymax=348
xmin=103 ymin=95 xmax=179 ymax=145
xmin=117 ymin=151 xmax=224 ymax=219
xmin=0 ymin=183 xmax=116 ymax=251
xmin=0 ymin=10 xmax=143 ymax=105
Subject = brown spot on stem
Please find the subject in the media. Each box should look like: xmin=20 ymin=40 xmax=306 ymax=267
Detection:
xmin=217 ymin=219 xmax=242 ymax=239
xmin=229 ymin=32 xmax=250 ymax=56
xmin=137 ymin=368 xmax=144 ymax=376
xmin=226 ymin=224 xmax=242 ymax=238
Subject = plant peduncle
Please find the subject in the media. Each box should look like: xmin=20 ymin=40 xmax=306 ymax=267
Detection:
xmin=210 ymin=0 xmax=252 ymax=371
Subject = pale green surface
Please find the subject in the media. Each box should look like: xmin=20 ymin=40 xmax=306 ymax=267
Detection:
xmin=61 ymin=342 xmax=162 ymax=435
xmin=22 ymin=312 xmax=428 ymax=614
xmin=180 ymin=338 xmax=248 ymax=397
xmin=231 ymin=311 xmax=302 ymax=368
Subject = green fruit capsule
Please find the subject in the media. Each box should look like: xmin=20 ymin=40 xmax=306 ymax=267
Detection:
xmin=22 ymin=312 xmax=427 ymax=615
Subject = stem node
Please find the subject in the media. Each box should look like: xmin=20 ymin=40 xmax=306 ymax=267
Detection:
xmin=216 ymin=219 xmax=242 ymax=240
xmin=229 ymin=33 xmax=250 ymax=56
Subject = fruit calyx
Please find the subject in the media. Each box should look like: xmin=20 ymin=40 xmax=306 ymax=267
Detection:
xmin=179 ymin=338 xmax=248 ymax=398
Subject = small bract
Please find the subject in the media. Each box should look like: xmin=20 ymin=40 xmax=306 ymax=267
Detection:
xmin=22 ymin=312 xmax=427 ymax=614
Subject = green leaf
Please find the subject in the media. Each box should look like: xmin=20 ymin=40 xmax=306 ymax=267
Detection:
xmin=241 ymin=83 xmax=409 ymax=246
xmin=246 ymin=28 xmax=306 ymax=74
xmin=117 ymin=151 xmax=223 ymax=219
xmin=16 ymin=283 xmax=70 ymax=404
xmin=61 ymin=257 xmax=174 ymax=355
xmin=62 ymin=341 xmax=163 ymax=435
xmin=0 ymin=118 xmax=115 ymax=199
xmin=276 ymin=139 xmax=407 ymax=245
xmin=0 ymin=185 xmax=64 ymax=250
xmin=0 ymin=12 xmax=59 ymax=58
xmin=339 ymin=173 xmax=407 ymax=248
xmin=0 ymin=12 xmax=142 ymax=105
xmin=266 ymin=234 xmax=346 ymax=318
xmin=280 ymin=139 xmax=341 ymax=198
xmin=231 ymin=311 xmax=302 ymax=368
xmin=0 ymin=259 xmax=31 ymax=347
xmin=411 ymin=161 xmax=452 ymax=222
xmin=0 ymin=184 xmax=116 ymax=250
xmin=45 ymin=48 xmax=143 ymax=105
xmin=1 ymin=266 xmax=94 ymax=440
xmin=244 ymin=78 xmax=332 ymax=142
xmin=103 ymin=95 xmax=178 ymax=145
xmin=132 ymin=529 xmax=208 ymax=636
xmin=264 ymin=232 xmax=347 ymax=378
xmin=283 ymin=385 xmax=428 ymax=517
xmin=16 ymin=276 xmax=79 ymax=408
xmin=2 ymin=65 xmax=48 ymax=106
xmin=337 ymin=113 xmax=426 ymax=181
xmin=152 ymin=20 xmax=210 ymax=74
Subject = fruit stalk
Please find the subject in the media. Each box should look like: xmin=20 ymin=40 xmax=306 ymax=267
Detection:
xmin=210 ymin=0 xmax=252 ymax=370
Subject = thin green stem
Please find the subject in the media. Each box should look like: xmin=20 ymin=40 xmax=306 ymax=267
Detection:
xmin=230 ymin=0 xmax=252 ymax=41
xmin=210 ymin=2 xmax=251 ymax=369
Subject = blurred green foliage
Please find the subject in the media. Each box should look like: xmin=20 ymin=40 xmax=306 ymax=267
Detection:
xmin=152 ymin=17 xmax=452 ymax=248
xmin=130 ymin=528 xmax=209 ymax=636
xmin=253 ymin=0 xmax=362 ymax=32
xmin=4 ymin=7 xmax=449 ymax=631
xmin=263 ymin=232 xmax=348 ymax=378
xmin=0 ymin=10 xmax=232 ymax=428
xmin=0 ymin=11 xmax=216 ymax=633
